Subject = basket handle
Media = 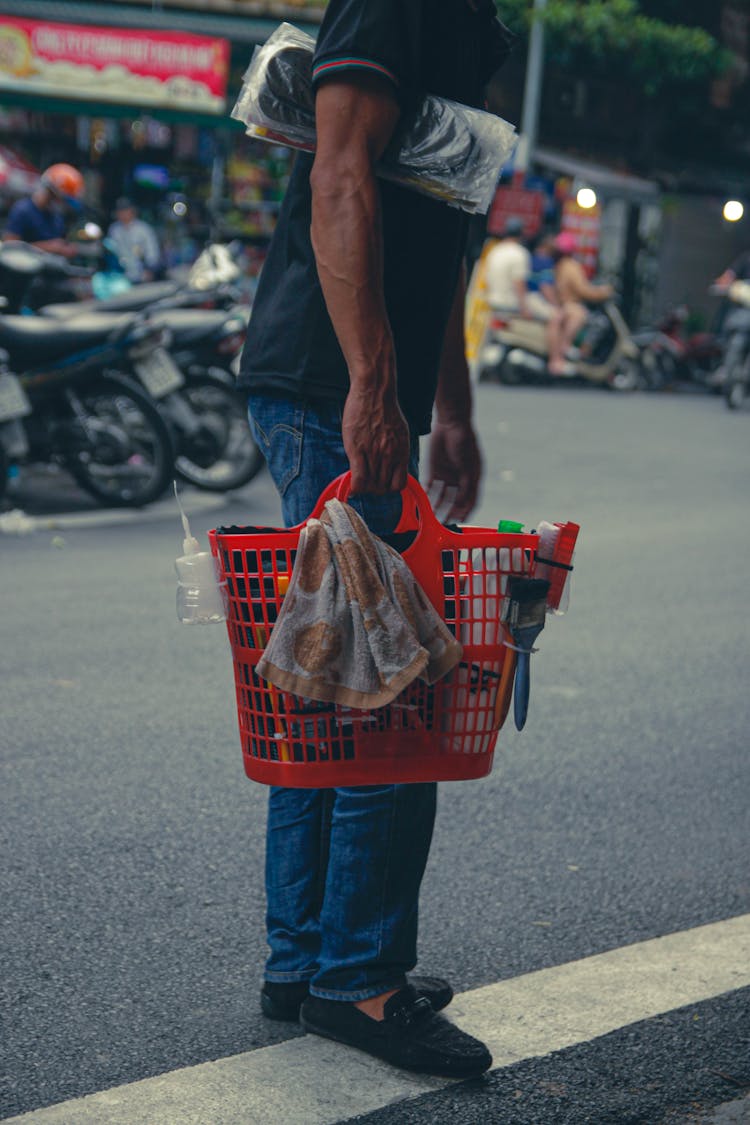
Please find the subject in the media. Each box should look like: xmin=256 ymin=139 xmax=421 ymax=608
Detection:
xmin=309 ymin=472 xmax=447 ymax=609
xmin=309 ymin=472 xmax=441 ymax=535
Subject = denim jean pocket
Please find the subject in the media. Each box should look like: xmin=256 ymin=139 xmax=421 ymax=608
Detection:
xmin=247 ymin=395 xmax=305 ymax=497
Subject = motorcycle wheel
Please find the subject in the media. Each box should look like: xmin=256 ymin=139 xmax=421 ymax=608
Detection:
xmin=638 ymin=349 xmax=668 ymax=392
xmin=174 ymin=373 xmax=264 ymax=492
xmin=725 ymin=380 xmax=748 ymax=410
xmin=477 ymin=344 xmax=507 ymax=384
xmin=65 ymin=373 xmax=175 ymax=507
xmin=608 ymin=357 xmax=641 ymax=392
xmin=497 ymin=355 xmax=524 ymax=385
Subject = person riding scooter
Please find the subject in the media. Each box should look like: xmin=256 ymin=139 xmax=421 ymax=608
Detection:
xmin=550 ymin=231 xmax=613 ymax=376
xmin=710 ymin=250 xmax=750 ymax=391
xmin=478 ymin=232 xmax=638 ymax=390
xmin=484 ymin=218 xmax=562 ymax=360
xmin=3 ymin=164 xmax=85 ymax=260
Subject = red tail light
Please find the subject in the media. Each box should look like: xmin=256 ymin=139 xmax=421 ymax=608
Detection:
xmin=217 ymin=333 xmax=245 ymax=356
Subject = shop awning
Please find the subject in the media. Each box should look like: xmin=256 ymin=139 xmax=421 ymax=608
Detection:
xmin=535 ymin=147 xmax=660 ymax=205
xmin=0 ymin=0 xmax=318 ymax=45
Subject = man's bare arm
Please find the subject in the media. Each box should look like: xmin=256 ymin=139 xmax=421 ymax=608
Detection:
xmin=429 ymin=265 xmax=482 ymax=521
xmin=310 ymin=74 xmax=408 ymax=494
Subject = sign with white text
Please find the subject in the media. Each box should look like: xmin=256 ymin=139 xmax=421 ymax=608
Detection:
xmin=0 ymin=17 xmax=230 ymax=113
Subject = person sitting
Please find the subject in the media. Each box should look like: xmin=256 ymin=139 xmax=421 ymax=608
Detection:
xmin=484 ymin=220 xmax=563 ymax=373
xmin=484 ymin=217 xmax=532 ymax=317
xmin=527 ymin=233 xmax=559 ymax=320
xmin=550 ymin=232 xmax=613 ymax=376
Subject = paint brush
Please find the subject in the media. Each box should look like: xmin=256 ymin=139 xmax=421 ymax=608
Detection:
xmin=502 ymin=577 xmax=550 ymax=731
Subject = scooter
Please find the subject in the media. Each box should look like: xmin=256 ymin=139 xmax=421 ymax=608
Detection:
xmin=712 ymin=281 xmax=750 ymax=411
xmin=0 ymin=243 xmax=263 ymax=491
xmin=478 ymin=300 xmax=641 ymax=391
xmin=43 ymin=299 xmax=259 ymax=491
xmin=634 ymin=305 xmax=723 ymax=392
xmin=0 ymin=308 xmax=174 ymax=508
xmin=0 ymin=238 xmax=243 ymax=317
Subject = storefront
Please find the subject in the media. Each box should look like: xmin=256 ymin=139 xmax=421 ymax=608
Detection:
xmin=0 ymin=2 xmax=321 ymax=289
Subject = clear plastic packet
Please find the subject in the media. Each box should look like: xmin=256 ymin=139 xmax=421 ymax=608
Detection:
xmin=231 ymin=23 xmax=518 ymax=214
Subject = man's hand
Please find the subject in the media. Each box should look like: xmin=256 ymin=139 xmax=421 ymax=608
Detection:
xmin=343 ymin=386 xmax=410 ymax=494
xmin=427 ymin=417 xmax=482 ymax=523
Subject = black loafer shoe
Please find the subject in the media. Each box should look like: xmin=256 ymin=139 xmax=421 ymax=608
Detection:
xmin=299 ymin=985 xmax=492 ymax=1078
xmin=261 ymin=980 xmax=311 ymax=1021
xmin=261 ymin=974 xmax=453 ymax=1022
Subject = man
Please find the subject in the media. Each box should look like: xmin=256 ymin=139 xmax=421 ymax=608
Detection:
xmin=550 ymin=231 xmax=613 ymax=376
xmin=711 ymin=250 xmax=750 ymax=385
xmin=484 ymin=219 xmax=561 ymax=370
xmin=107 ymin=198 xmax=161 ymax=284
xmin=4 ymin=163 xmax=84 ymax=258
xmin=484 ymin=216 xmax=532 ymax=317
xmin=238 ymin=0 xmax=513 ymax=1079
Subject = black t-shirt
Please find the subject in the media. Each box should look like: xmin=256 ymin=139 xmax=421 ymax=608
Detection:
xmin=239 ymin=0 xmax=512 ymax=434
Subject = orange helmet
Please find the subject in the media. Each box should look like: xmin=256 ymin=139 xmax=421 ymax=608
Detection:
xmin=41 ymin=163 xmax=85 ymax=208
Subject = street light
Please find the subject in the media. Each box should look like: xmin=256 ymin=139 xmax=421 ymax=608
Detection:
xmin=723 ymin=200 xmax=744 ymax=222
xmin=577 ymin=187 xmax=598 ymax=210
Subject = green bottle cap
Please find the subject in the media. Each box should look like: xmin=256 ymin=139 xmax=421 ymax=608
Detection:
xmin=498 ymin=519 xmax=525 ymax=534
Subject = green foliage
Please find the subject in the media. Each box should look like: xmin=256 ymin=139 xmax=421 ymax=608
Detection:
xmin=499 ymin=0 xmax=727 ymax=93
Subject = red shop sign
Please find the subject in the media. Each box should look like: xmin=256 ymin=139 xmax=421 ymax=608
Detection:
xmin=0 ymin=16 xmax=230 ymax=113
xmin=487 ymin=186 xmax=546 ymax=238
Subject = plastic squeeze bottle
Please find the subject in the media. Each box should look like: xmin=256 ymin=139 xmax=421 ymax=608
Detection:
xmin=174 ymin=486 xmax=227 ymax=624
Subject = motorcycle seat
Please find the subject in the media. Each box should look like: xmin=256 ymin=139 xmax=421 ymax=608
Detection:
xmin=0 ymin=312 xmax=136 ymax=366
xmin=41 ymin=281 xmax=182 ymax=320
xmin=150 ymin=307 xmax=233 ymax=345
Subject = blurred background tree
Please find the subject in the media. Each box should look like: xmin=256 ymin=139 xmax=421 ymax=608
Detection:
xmin=495 ymin=0 xmax=749 ymax=174
xmin=500 ymin=0 xmax=725 ymax=92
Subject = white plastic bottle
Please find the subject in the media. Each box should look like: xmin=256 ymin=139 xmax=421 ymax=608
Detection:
xmin=174 ymin=487 xmax=227 ymax=624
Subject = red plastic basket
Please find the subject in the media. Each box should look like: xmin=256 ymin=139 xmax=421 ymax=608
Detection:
xmin=210 ymin=475 xmax=541 ymax=787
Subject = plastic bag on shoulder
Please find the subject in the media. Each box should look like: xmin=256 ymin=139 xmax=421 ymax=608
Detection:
xmin=231 ymin=23 xmax=518 ymax=215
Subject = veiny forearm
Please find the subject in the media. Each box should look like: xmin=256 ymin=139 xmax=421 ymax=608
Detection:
xmin=434 ymin=265 xmax=473 ymax=424
xmin=310 ymin=156 xmax=397 ymax=397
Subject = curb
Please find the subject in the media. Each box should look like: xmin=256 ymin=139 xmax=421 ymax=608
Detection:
xmin=0 ymin=490 xmax=229 ymax=535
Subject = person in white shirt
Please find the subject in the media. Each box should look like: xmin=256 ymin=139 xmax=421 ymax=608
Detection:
xmin=107 ymin=198 xmax=162 ymax=283
xmin=482 ymin=218 xmax=563 ymax=373
xmin=484 ymin=217 xmax=531 ymax=315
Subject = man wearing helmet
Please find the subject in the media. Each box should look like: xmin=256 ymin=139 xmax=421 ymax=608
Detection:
xmin=4 ymin=163 xmax=85 ymax=259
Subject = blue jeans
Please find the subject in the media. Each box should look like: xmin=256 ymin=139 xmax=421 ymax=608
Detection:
xmin=247 ymin=392 xmax=437 ymax=1000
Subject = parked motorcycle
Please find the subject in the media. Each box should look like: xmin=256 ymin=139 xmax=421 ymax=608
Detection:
xmin=0 ymin=312 xmax=174 ymax=508
xmin=142 ymin=305 xmax=262 ymax=491
xmin=633 ymin=305 xmax=723 ymax=392
xmin=38 ymin=241 xmax=244 ymax=317
xmin=0 ymin=243 xmax=263 ymax=491
xmin=713 ymin=281 xmax=750 ymax=411
xmin=478 ymin=300 xmax=641 ymax=391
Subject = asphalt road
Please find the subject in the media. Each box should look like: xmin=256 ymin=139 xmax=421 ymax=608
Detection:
xmin=1 ymin=384 xmax=749 ymax=1123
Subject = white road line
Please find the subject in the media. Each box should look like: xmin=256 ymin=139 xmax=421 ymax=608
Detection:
xmin=5 ymin=914 xmax=750 ymax=1125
